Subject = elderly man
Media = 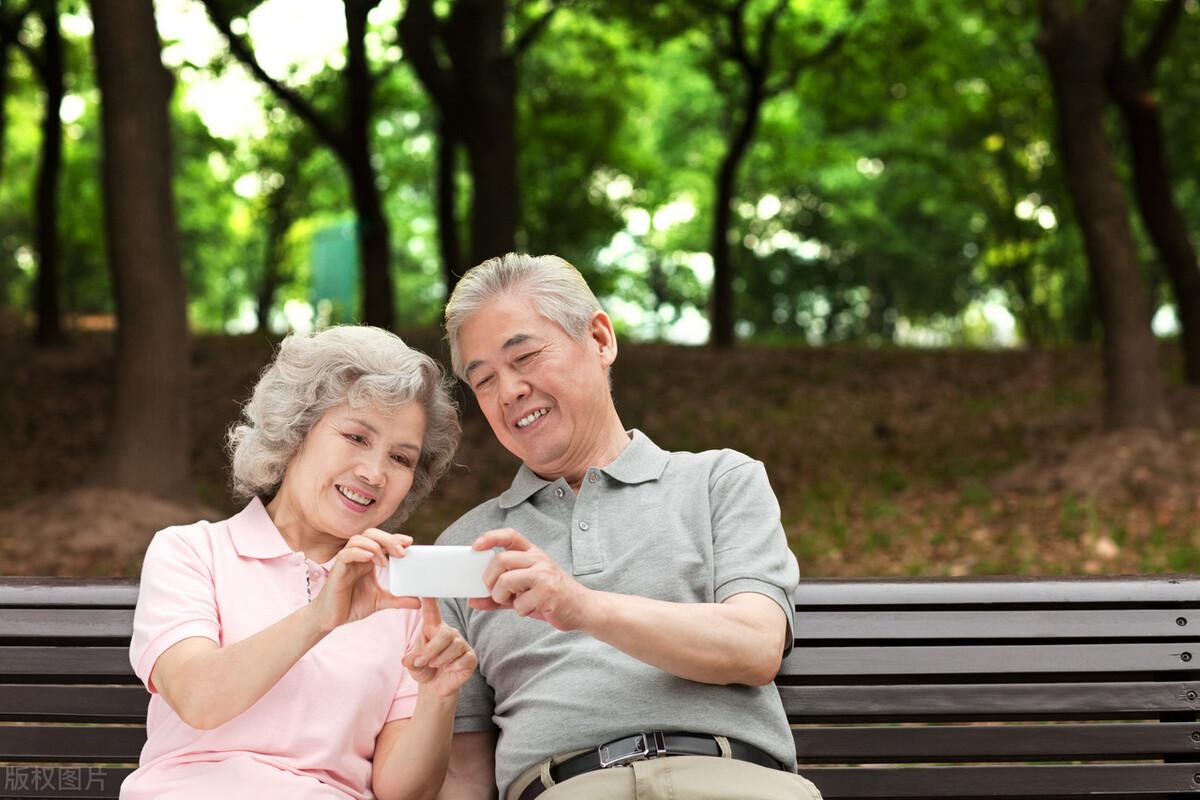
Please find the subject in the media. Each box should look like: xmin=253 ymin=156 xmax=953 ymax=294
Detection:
xmin=436 ymin=253 xmax=818 ymax=800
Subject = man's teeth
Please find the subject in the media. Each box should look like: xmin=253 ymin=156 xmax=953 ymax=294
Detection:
xmin=337 ymin=486 xmax=374 ymax=506
xmin=516 ymin=408 xmax=548 ymax=429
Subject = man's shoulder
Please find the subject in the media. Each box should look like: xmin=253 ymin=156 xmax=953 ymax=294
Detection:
xmin=436 ymin=496 xmax=507 ymax=545
xmin=661 ymin=444 xmax=759 ymax=479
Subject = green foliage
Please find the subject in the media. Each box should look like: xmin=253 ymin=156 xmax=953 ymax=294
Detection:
xmin=0 ymin=0 xmax=1197 ymax=346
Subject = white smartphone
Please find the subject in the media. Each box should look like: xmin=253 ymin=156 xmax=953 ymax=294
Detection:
xmin=388 ymin=545 xmax=494 ymax=598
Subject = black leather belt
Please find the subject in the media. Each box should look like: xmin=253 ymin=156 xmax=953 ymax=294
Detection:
xmin=516 ymin=731 xmax=785 ymax=800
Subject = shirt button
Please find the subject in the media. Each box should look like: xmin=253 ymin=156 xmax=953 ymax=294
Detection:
xmin=588 ymin=472 xmax=599 ymax=483
xmin=578 ymin=521 xmax=589 ymax=531
xmin=554 ymin=487 xmax=565 ymax=498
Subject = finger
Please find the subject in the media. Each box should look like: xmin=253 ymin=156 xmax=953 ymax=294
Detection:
xmin=426 ymin=633 xmax=469 ymax=669
xmin=512 ymin=586 xmax=544 ymax=618
xmin=362 ymin=528 xmax=413 ymax=558
xmin=492 ymin=569 xmax=535 ymax=606
xmin=347 ymin=534 xmax=387 ymax=567
xmin=430 ymin=640 xmax=469 ymax=670
xmin=481 ymin=550 xmax=536 ymax=589
xmin=468 ymin=597 xmax=504 ymax=611
xmin=473 ymin=528 xmax=532 ymax=552
xmin=402 ymin=651 xmax=434 ymax=680
xmin=337 ymin=545 xmax=377 ymax=565
xmin=413 ymin=625 xmax=455 ymax=668
xmin=421 ymin=598 xmax=443 ymax=635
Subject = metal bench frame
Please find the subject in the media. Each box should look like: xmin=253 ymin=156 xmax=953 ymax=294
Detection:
xmin=3 ymin=575 xmax=1198 ymax=798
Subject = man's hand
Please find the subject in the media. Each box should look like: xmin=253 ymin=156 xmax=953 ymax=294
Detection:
xmin=470 ymin=528 xmax=593 ymax=631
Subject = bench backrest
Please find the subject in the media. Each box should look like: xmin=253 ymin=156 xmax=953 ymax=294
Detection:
xmin=781 ymin=577 xmax=1200 ymax=798
xmin=2 ymin=576 xmax=1198 ymax=798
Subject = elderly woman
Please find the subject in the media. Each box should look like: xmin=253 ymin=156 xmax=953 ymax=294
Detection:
xmin=121 ymin=326 xmax=472 ymax=800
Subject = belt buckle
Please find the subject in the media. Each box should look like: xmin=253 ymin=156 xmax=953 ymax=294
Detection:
xmin=597 ymin=732 xmax=666 ymax=768
xmin=598 ymin=734 xmax=648 ymax=768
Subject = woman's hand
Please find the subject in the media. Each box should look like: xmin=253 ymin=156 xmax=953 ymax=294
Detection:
xmin=402 ymin=599 xmax=478 ymax=698
xmin=311 ymin=528 xmax=420 ymax=633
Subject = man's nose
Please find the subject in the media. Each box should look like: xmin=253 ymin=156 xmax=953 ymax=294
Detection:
xmin=498 ymin=371 xmax=530 ymax=404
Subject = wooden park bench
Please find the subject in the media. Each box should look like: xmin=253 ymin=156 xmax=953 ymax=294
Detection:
xmin=2 ymin=574 xmax=1198 ymax=798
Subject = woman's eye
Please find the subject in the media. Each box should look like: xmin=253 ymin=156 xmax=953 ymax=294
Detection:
xmin=344 ymin=433 xmax=365 ymax=444
xmin=391 ymin=453 xmax=413 ymax=467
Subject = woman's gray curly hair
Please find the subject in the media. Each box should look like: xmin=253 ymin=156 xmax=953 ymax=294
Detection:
xmin=226 ymin=326 xmax=460 ymax=527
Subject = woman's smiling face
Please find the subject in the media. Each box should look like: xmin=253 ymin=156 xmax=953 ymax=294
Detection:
xmin=270 ymin=400 xmax=427 ymax=550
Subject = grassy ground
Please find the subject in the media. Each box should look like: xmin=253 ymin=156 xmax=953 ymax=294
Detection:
xmin=1 ymin=330 xmax=1197 ymax=577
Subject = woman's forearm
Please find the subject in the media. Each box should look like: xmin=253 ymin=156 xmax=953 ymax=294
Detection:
xmin=372 ymin=687 xmax=459 ymax=800
xmin=153 ymin=603 xmax=329 ymax=730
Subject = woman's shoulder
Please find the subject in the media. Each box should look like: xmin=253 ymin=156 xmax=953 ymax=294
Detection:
xmin=142 ymin=509 xmax=237 ymax=571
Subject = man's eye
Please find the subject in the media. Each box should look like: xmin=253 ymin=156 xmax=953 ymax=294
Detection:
xmin=516 ymin=349 xmax=539 ymax=363
xmin=474 ymin=375 xmax=494 ymax=390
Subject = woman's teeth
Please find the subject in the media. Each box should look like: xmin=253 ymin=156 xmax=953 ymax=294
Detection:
xmin=337 ymin=486 xmax=374 ymax=506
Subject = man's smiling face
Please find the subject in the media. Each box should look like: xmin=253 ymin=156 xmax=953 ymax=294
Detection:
xmin=458 ymin=293 xmax=617 ymax=482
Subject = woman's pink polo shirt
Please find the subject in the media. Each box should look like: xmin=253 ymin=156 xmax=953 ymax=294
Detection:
xmin=121 ymin=498 xmax=423 ymax=800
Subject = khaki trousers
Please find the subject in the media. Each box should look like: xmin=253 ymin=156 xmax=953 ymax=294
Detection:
xmin=506 ymin=740 xmax=823 ymax=800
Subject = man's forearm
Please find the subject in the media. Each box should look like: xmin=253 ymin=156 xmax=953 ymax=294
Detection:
xmin=578 ymin=591 xmax=787 ymax=685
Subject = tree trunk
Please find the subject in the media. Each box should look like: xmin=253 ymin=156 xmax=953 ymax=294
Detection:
xmin=0 ymin=33 xmax=13 ymax=190
xmin=33 ymin=0 xmax=63 ymax=346
xmin=449 ymin=0 xmax=519 ymax=266
xmin=402 ymin=0 xmax=520 ymax=283
xmin=91 ymin=0 xmax=192 ymax=498
xmin=256 ymin=179 xmax=293 ymax=332
xmin=1038 ymin=0 xmax=1169 ymax=431
xmin=710 ymin=79 xmax=766 ymax=349
xmin=343 ymin=1 xmax=393 ymax=329
xmin=1107 ymin=2 xmax=1200 ymax=384
xmin=435 ymin=114 xmax=463 ymax=296
xmin=1116 ymin=94 xmax=1200 ymax=384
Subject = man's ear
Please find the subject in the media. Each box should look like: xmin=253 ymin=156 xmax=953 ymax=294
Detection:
xmin=588 ymin=311 xmax=618 ymax=367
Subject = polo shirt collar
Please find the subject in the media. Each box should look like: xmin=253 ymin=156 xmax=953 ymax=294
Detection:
xmin=601 ymin=429 xmax=670 ymax=485
xmin=497 ymin=429 xmax=670 ymax=509
xmin=229 ymin=496 xmax=296 ymax=560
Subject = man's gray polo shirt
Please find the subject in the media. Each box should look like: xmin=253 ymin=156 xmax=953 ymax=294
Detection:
xmin=437 ymin=430 xmax=800 ymax=796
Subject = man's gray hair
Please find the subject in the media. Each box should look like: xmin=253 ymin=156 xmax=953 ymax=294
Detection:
xmin=444 ymin=252 xmax=602 ymax=380
xmin=227 ymin=325 xmax=460 ymax=527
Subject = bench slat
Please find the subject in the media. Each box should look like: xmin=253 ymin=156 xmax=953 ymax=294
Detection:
xmin=0 ymin=610 xmax=133 ymax=640
xmin=0 ymin=647 xmax=135 ymax=680
xmin=794 ymin=576 xmax=1200 ymax=606
xmin=793 ymin=721 xmax=1200 ymax=761
xmin=0 ymin=765 xmax=131 ymax=798
xmin=0 ymin=725 xmax=144 ymax=760
xmin=780 ymin=642 xmax=1197 ymax=677
xmin=0 ymin=579 xmax=137 ymax=609
xmin=780 ymin=681 xmax=1200 ymax=719
xmin=794 ymin=609 xmax=1195 ymax=640
xmin=0 ymin=686 xmax=149 ymax=722
xmin=802 ymin=763 xmax=1200 ymax=797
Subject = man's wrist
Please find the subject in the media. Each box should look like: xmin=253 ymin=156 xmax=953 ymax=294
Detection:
xmin=575 ymin=586 xmax=612 ymax=634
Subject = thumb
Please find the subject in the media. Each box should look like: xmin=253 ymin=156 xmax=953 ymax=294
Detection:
xmin=380 ymin=594 xmax=422 ymax=611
